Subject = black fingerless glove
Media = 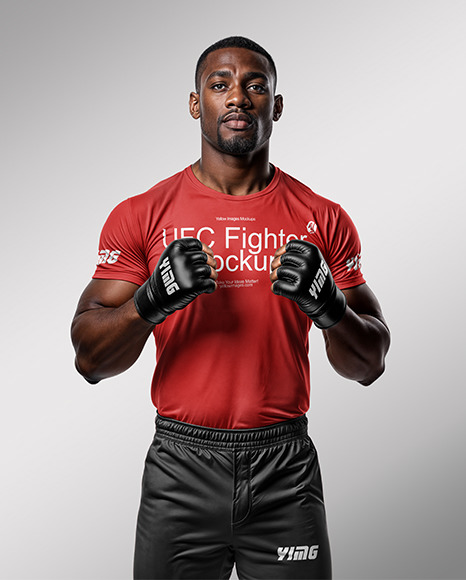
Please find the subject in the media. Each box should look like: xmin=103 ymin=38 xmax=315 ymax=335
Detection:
xmin=134 ymin=238 xmax=216 ymax=325
xmin=272 ymin=240 xmax=347 ymax=329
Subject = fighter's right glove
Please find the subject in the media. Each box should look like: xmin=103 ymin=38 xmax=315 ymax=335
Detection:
xmin=134 ymin=238 xmax=217 ymax=325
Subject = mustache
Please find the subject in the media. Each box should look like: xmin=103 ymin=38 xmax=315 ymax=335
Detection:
xmin=218 ymin=110 xmax=256 ymax=126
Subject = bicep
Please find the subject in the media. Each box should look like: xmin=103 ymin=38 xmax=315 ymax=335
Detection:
xmin=74 ymin=279 xmax=140 ymax=316
xmin=342 ymin=283 xmax=389 ymax=331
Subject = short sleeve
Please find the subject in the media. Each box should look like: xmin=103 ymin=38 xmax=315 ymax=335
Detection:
xmin=92 ymin=198 xmax=150 ymax=286
xmin=325 ymin=205 xmax=365 ymax=289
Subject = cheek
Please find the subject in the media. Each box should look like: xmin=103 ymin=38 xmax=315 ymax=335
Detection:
xmin=258 ymin=113 xmax=274 ymax=136
xmin=199 ymin=102 xmax=220 ymax=130
xmin=200 ymin=113 xmax=217 ymax=137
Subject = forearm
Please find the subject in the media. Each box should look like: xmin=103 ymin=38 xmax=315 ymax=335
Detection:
xmin=71 ymin=299 xmax=154 ymax=384
xmin=322 ymin=307 xmax=390 ymax=386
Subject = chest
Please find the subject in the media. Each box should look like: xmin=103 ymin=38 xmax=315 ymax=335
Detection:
xmin=144 ymin=193 xmax=325 ymax=291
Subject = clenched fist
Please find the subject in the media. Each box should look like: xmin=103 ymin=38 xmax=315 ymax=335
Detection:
xmin=270 ymin=240 xmax=346 ymax=329
xmin=134 ymin=238 xmax=218 ymax=325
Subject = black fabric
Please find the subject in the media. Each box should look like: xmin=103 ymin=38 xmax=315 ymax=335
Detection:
xmin=134 ymin=415 xmax=332 ymax=580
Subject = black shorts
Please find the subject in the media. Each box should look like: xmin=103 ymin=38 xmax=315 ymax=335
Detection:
xmin=134 ymin=414 xmax=331 ymax=580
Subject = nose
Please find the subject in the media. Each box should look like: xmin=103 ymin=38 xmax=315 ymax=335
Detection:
xmin=226 ymin=83 xmax=251 ymax=109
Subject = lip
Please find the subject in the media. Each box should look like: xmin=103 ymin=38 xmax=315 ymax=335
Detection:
xmin=222 ymin=112 xmax=254 ymax=130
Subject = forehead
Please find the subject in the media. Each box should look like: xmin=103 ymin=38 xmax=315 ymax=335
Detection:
xmin=200 ymin=47 xmax=274 ymax=83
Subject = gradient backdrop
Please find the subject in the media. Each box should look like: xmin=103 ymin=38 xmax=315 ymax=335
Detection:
xmin=1 ymin=1 xmax=465 ymax=578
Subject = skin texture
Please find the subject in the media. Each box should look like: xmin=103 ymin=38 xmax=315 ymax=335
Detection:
xmin=71 ymin=246 xmax=217 ymax=383
xmin=71 ymin=46 xmax=390 ymax=386
xmin=189 ymin=47 xmax=283 ymax=196
xmin=271 ymin=245 xmax=390 ymax=385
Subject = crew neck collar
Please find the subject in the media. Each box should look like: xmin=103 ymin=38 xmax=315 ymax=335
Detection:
xmin=185 ymin=164 xmax=281 ymax=201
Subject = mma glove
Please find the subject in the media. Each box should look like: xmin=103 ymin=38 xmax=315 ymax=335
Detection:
xmin=272 ymin=240 xmax=347 ymax=329
xmin=134 ymin=238 xmax=216 ymax=325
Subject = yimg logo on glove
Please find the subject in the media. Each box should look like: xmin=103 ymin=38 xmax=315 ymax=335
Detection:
xmin=159 ymin=257 xmax=180 ymax=295
xmin=309 ymin=259 xmax=328 ymax=299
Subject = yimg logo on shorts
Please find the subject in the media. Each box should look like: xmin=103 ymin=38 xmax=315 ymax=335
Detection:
xmin=277 ymin=545 xmax=319 ymax=561
xmin=159 ymin=256 xmax=180 ymax=295
xmin=309 ymin=259 xmax=328 ymax=299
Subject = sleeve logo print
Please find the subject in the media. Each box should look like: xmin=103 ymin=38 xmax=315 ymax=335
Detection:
xmin=97 ymin=249 xmax=121 ymax=265
xmin=346 ymin=253 xmax=362 ymax=272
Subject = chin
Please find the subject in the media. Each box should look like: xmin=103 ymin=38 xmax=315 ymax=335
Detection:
xmin=217 ymin=134 xmax=259 ymax=156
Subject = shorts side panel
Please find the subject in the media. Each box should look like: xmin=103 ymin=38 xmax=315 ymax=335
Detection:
xmin=133 ymin=434 xmax=235 ymax=580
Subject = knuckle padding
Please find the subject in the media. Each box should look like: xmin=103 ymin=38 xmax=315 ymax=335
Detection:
xmin=273 ymin=280 xmax=296 ymax=296
xmin=174 ymin=237 xmax=202 ymax=251
xmin=197 ymin=278 xmax=216 ymax=294
xmin=286 ymin=239 xmax=314 ymax=253
xmin=188 ymin=251 xmax=208 ymax=264
xmin=280 ymin=253 xmax=306 ymax=268
xmin=193 ymin=264 xmax=212 ymax=279
xmin=277 ymin=266 xmax=299 ymax=283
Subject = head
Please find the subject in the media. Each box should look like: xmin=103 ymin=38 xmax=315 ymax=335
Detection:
xmin=195 ymin=36 xmax=278 ymax=94
xmin=190 ymin=36 xmax=283 ymax=157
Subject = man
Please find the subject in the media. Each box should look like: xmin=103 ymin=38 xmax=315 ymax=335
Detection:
xmin=71 ymin=36 xmax=390 ymax=580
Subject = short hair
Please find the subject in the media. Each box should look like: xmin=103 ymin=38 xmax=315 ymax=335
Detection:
xmin=195 ymin=36 xmax=277 ymax=93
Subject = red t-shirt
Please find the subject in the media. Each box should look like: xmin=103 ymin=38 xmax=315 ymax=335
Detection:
xmin=93 ymin=166 xmax=365 ymax=428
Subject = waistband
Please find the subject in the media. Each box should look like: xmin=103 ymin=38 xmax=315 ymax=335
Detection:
xmin=155 ymin=414 xmax=308 ymax=450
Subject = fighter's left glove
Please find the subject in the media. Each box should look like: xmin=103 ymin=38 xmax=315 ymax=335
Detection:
xmin=271 ymin=240 xmax=347 ymax=329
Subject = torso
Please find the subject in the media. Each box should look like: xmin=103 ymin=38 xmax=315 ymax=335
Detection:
xmin=94 ymin=166 xmax=364 ymax=428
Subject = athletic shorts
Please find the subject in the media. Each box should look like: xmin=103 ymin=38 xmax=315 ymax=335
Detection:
xmin=134 ymin=414 xmax=332 ymax=580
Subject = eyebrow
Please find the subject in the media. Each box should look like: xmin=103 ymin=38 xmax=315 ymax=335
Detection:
xmin=205 ymin=70 xmax=270 ymax=85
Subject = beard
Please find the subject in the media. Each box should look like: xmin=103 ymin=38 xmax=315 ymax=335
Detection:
xmin=200 ymin=112 xmax=272 ymax=156
xmin=216 ymin=129 xmax=259 ymax=155
xmin=216 ymin=111 xmax=259 ymax=155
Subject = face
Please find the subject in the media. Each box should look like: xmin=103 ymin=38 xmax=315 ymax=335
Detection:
xmin=190 ymin=47 xmax=283 ymax=156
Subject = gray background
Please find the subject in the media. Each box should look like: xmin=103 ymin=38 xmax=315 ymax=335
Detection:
xmin=1 ymin=1 xmax=465 ymax=578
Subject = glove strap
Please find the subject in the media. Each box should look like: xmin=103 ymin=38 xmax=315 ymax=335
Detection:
xmin=312 ymin=286 xmax=347 ymax=329
xmin=134 ymin=281 xmax=167 ymax=325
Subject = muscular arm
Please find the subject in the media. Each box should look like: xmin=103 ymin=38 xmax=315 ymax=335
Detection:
xmin=71 ymin=279 xmax=155 ymax=384
xmin=322 ymin=284 xmax=390 ymax=386
xmin=270 ymin=242 xmax=390 ymax=387
xmin=71 ymin=240 xmax=218 ymax=384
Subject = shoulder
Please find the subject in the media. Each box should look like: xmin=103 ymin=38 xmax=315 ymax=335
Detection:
xmin=103 ymin=167 xmax=188 ymax=229
xmin=276 ymin=168 xmax=362 ymax=249
xmin=277 ymin=167 xmax=344 ymax=217
xmin=124 ymin=167 xmax=188 ymax=211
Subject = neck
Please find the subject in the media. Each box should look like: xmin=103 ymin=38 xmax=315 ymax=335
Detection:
xmin=192 ymin=142 xmax=273 ymax=196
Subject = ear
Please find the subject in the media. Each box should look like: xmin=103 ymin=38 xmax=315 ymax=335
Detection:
xmin=273 ymin=94 xmax=284 ymax=122
xmin=189 ymin=92 xmax=200 ymax=119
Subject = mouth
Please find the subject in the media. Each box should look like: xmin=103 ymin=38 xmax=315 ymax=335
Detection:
xmin=221 ymin=112 xmax=255 ymax=130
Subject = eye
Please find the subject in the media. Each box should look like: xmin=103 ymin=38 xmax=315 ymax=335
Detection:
xmin=211 ymin=82 xmax=227 ymax=91
xmin=248 ymin=84 xmax=266 ymax=93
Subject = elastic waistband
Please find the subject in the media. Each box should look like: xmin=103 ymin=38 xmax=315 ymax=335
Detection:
xmin=155 ymin=414 xmax=308 ymax=450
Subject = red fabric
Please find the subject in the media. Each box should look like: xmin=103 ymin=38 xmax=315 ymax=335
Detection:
xmin=93 ymin=166 xmax=365 ymax=428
